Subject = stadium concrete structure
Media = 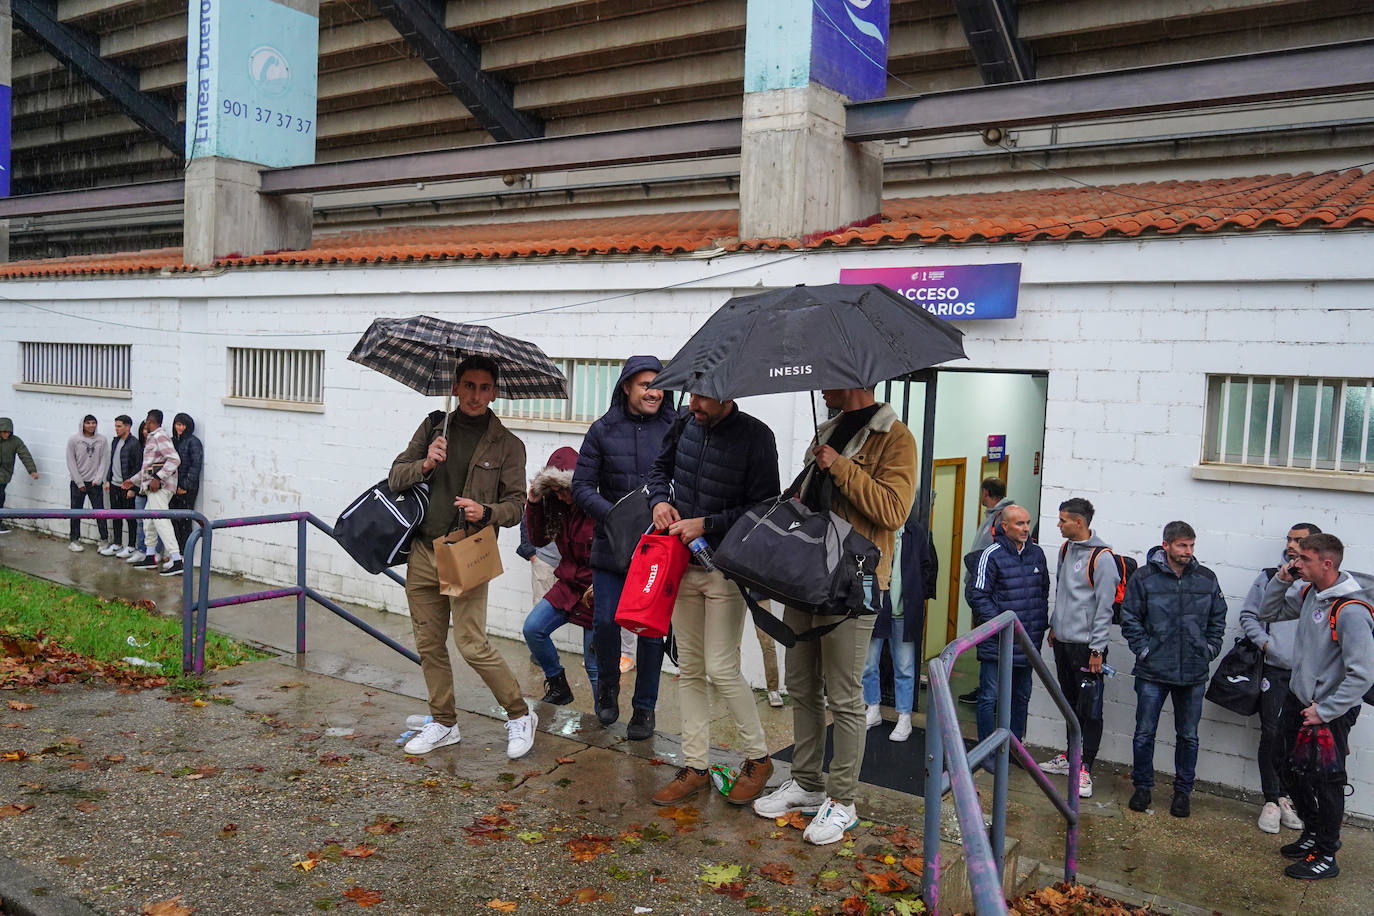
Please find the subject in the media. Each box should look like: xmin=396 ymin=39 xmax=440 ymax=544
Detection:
xmin=1 ymin=1 xmax=1373 ymax=815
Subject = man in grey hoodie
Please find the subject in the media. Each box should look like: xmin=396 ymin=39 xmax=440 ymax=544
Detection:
xmin=1260 ymin=533 xmax=1373 ymax=881
xmin=65 ymin=414 xmax=109 ymax=552
xmin=1040 ymin=497 xmax=1119 ymax=799
xmin=1238 ymin=523 xmax=1321 ymax=835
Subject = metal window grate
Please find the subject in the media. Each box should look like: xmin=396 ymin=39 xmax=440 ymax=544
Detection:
xmin=1204 ymin=374 xmax=1373 ymax=473
xmin=20 ymin=342 xmax=131 ymax=391
xmin=228 ymin=347 xmax=324 ymax=405
xmin=493 ymin=358 xmax=617 ymax=423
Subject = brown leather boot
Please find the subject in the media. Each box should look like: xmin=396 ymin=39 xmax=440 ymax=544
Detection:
xmin=651 ymin=766 xmax=710 ymax=806
xmin=726 ymin=756 xmax=774 ymax=806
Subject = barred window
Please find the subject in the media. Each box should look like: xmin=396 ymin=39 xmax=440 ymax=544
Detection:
xmin=17 ymin=342 xmax=131 ymax=395
xmin=225 ymin=347 xmax=324 ymax=411
xmin=1204 ymin=375 xmax=1373 ymax=473
xmin=494 ymin=358 xmax=620 ymax=425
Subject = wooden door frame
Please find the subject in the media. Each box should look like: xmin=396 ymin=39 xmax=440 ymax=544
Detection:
xmin=930 ymin=457 xmax=967 ymax=647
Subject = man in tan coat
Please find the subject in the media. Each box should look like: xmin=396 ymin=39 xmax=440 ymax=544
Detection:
xmin=389 ymin=355 xmax=535 ymax=759
xmin=752 ymin=387 xmax=916 ymax=845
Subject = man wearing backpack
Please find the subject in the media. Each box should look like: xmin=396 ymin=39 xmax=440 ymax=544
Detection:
xmin=957 ymin=477 xmax=1013 ymax=705
xmin=1238 ymin=523 xmax=1322 ymax=835
xmin=1040 ymin=497 xmax=1119 ymax=799
xmin=1120 ymin=520 xmax=1226 ymax=818
xmin=1260 ymin=533 xmax=1374 ymax=880
xmin=751 ymin=386 xmax=916 ymax=846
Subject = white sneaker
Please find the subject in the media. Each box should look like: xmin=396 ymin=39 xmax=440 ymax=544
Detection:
xmin=68 ymin=541 xmax=85 ymax=553
xmin=1278 ymin=796 xmax=1304 ymax=830
xmin=405 ymin=714 xmax=434 ymax=730
xmin=115 ymin=546 xmax=134 ymax=559
xmin=752 ymin=778 xmax=826 ymax=818
xmin=402 ymin=721 xmax=461 ymax=754
xmin=767 ymin=690 xmax=784 ymax=708
xmin=1258 ymin=801 xmax=1281 ymax=834
xmin=505 ymin=710 xmax=538 ymax=759
xmin=98 ymin=543 xmax=118 ymax=556
xmin=1040 ymin=753 xmax=1070 ymax=775
xmin=161 ymin=556 xmax=183 ymax=572
xmin=1078 ymin=770 xmax=1094 ymax=799
xmin=803 ymin=797 xmax=858 ymax=846
xmin=864 ymin=704 xmax=882 ymax=728
xmin=890 ymin=714 xmax=912 ymax=742
xmin=125 ymin=550 xmax=146 ymax=564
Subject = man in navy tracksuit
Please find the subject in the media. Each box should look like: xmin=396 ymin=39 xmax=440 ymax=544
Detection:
xmin=966 ymin=504 xmax=1050 ymax=751
xmin=1120 ymin=520 xmax=1226 ymax=818
xmin=571 ymin=356 xmax=677 ymax=740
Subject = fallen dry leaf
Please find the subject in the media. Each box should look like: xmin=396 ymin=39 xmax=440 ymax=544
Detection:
xmin=104 ymin=753 xmax=126 ymax=762
xmin=901 ymin=855 xmax=924 ymax=875
xmin=1 ymin=723 xmax=24 ymax=729
xmin=564 ymin=834 xmax=614 ymax=862
xmin=74 ymin=801 xmax=99 ymax=813
xmin=757 ymin=862 xmax=796 ymax=885
xmin=486 ymin=900 xmax=518 ymax=913
xmin=862 ymin=870 xmax=909 ymax=894
xmin=141 ymin=896 xmax=194 ymax=916
xmin=557 ymin=887 xmax=611 ymax=904
xmin=7 ymin=701 xmax=34 ymax=711
xmin=292 ymin=857 xmax=318 ymax=872
xmin=774 ymin=810 xmax=809 ymax=830
xmin=0 ymin=803 xmax=34 ymax=817
xmin=363 ymin=818 xmax=402 ymax=835
xmin=556 ymin=756 xmax=576 ymax=764
xmin=341 ymin=844 xmax=376 ymax=858
xmin=495 ymin=801 xmax=519 ymax=812
xmin=1 ymin=750 xmax=27 ymax=761
xmin=342 ymin=887 xmax=385 ymax=907
xmin=656 ymin=805 xmax=701 ymax=830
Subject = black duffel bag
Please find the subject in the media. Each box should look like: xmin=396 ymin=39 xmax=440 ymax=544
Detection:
xmin=601 ymin=485 xmax=656 ymax=575
xmin=1204 ymin=636 xmax=1264 ymax=716
xmin=714 ymin=469 xmax=880 ymax=648
xmin=334 ymin=479 xmax=431 ymax=574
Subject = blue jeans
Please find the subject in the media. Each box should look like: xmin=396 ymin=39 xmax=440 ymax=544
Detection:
xmin=861 ymin=615 xmax=916 ymax=713
xmin=591 ymin=568 xmax=664 ymax=712
xmin=976 ymin=662 xmax=1034 ymax=745
xmin=522 ymin=598 xmax=597 ymax=690
xmin=1132 ymin=678 xmax=1205 ymax=794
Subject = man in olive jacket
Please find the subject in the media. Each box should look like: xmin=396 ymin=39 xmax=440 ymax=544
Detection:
xmin=1119 ymin=520 xmax=1226 ymax=818
xmin=0 ymin=418 xmax=39 ymax=534
xmin=388 ymin=356 xmax=535 ymax=760
xmin=752 ymin=387 xmax=916 ymax=847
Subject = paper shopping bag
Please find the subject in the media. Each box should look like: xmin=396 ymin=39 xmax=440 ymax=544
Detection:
xmin=433 ymin=526 xmax=503 ymax=597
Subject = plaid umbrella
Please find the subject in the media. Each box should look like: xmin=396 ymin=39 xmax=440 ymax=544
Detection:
xmin=347 ymin=315 xmax=568 ymax=400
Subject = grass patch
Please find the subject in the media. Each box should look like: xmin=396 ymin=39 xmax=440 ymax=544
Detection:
xmin=0 ymin=567 xmax=267 ymax=679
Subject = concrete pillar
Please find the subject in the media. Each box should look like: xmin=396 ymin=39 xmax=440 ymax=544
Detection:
xmin=0 ymin=0 xmax=12 ymax=262
xmin=738 ymin=0 xmax=889 ymax=242
xmin=183 ymin=0 xmax=319 ymax=266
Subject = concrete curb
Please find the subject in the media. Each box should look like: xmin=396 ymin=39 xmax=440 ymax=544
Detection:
xmin=0 ymin=855 xmax=103 ymax=916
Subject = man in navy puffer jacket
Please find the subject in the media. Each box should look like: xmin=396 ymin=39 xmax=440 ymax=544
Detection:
xmin=571 ymin=356 xmax=677 ymax=739
xmin=1119 ymin=520 xmax=1226 ymax=818
xmin=966 ymin=504 xmax=1050 ymax=751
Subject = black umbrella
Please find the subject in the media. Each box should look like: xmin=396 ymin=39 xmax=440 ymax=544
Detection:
xmin=649 ymin=283 xmax=966 ymax=401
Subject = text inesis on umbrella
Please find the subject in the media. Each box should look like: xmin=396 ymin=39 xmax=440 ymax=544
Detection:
xmin=769 ymin=365 xmax=814 ymax=378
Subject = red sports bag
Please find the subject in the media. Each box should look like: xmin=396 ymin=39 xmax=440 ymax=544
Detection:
xmin=615 ymin=531 xmax=690 ymax=638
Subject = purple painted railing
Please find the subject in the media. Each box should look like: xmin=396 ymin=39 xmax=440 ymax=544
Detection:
xmin=0 ymin=508 xmax=417 ymax=676
xmin=923 ymin=610 xmax=1082 ymax=915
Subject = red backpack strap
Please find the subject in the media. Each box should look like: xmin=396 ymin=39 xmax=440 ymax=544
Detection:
xmin=1329 ymin=598 xmax=1374 ymax=642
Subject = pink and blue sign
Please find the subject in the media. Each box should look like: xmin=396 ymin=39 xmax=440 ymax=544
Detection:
xmin=840 ymin=262 xmax=1021 ymax=321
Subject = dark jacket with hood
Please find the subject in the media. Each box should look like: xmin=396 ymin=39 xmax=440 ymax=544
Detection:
xmin=873 ymin=510 xmax=938 ymax=643
xmin=1119 ymin=545 xmax=1227 ymax=686
xmin=966 ymin=532 xmax=1051 ymax=664
xmin=572 ymin=356 xmax=678 ymax=571
xmin=0 ymin=418 xmax=38 ymax=487
xmin=645 ymin=403 xmax=780 ymax=552
xmin=172 ymin=413 xmax=204 ymax=493
xmin=525 ymin=447 xmax=595 ymax=627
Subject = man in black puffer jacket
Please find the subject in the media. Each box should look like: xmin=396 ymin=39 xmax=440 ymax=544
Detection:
xmin=1120 ymin=520 xmax=1226 ymax=819
xmin=645 ymin=394 xmax=779 ymax=808
xmin=571 ymin=355 xmax=678 ymax=738
xmin=170 ymin=413 xmax=204 ymax=556
xmin=966 ymin=504 xmax=1050 ymax=753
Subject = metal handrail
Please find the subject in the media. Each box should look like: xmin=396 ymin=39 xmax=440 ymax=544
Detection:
xmin=923 ymin=611 xmax=1083 ymax=914
xmin=182 ymin=512 xmax=417 ymax=674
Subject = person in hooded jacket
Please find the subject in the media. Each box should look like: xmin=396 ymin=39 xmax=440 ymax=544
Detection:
xmin=1120 ymin=520 xmax=1227 ymax=818
xmin=966 ymin=504 xmax=1050 ymax=753
xmin=0 ymin=418 xmax=39 ymax=534
xmin=170 ymin=413 xmax=203 ymax=556
xmin=65 ymin=414 xmax=110 ymax=551
xmin=571 ymin=356 xmax=677 ymax=740
xmin=1239 ymin=523 xmax=1321 ymax=835
xmin=521 ymin=447 xmax=597 ymax=705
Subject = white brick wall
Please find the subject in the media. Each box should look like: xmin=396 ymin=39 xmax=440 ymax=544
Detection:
xmin=3 ymin=231 xmax=1373 ymax=812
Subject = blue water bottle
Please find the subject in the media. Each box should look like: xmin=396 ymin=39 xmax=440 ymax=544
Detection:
xmin=687 ymin=536 xmax=717 ymax=571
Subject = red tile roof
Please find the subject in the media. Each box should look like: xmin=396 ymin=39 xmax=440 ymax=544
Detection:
xmin=3 ymin=170 xmax=1371 ymax=279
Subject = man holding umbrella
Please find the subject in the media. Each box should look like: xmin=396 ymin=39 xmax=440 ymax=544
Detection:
xmin=752 ymin=387 xmax=916 ymax=845
xmin=388 ymin=355 xmax=537 ymax=759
